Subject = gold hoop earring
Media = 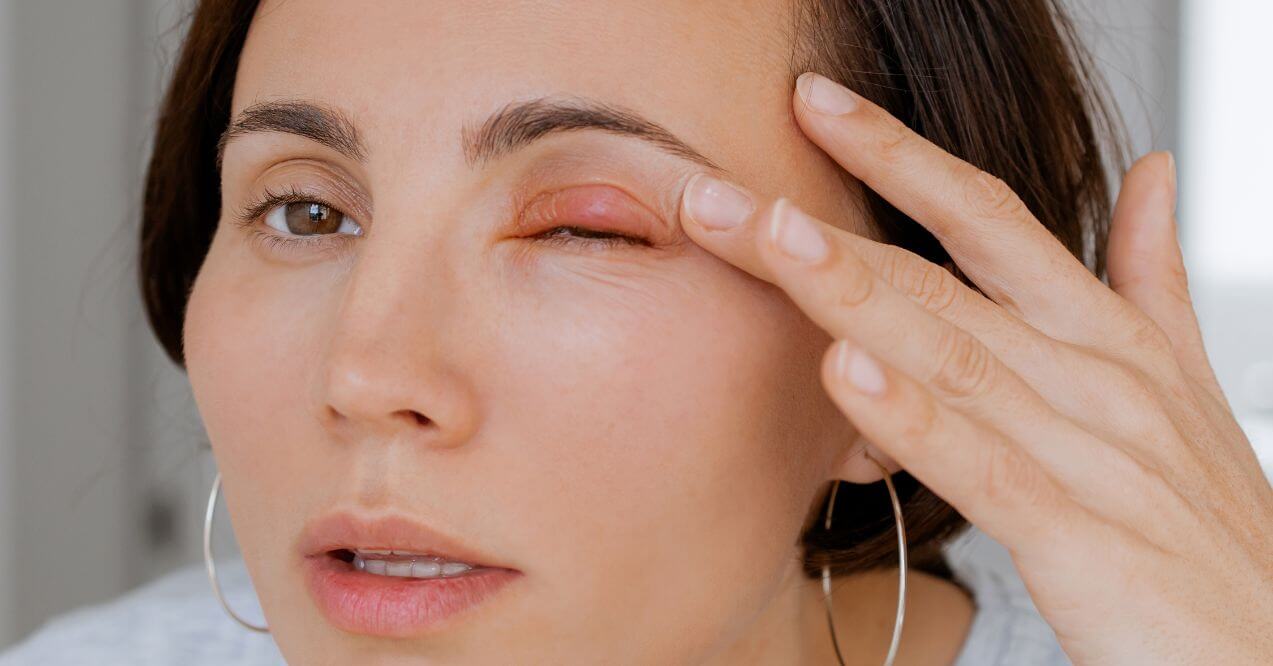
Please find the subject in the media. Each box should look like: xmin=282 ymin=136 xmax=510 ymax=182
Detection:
xmin=821 ymin=451 xmax=907 ymax=666
xmin=204 ymin=471 xmax=270 ymax=633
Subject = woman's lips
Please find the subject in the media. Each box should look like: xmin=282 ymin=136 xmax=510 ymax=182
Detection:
xmin=297 ymin=511 xmax=522 ymax=636
xmin=303 ymin=552 xmax=521 ymax=637
xmin=298 ymin=512 xmax=514 ymax=567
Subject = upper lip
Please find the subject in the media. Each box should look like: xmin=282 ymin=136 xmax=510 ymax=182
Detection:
xmin=298 ymin=511 xmax=516 ymax=570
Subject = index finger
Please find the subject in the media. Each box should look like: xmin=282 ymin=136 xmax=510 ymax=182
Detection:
xmin=791 ymin=71 xmax=1124 ymax=345
xmin=677 ymin=175 xmax=1058 ymax=397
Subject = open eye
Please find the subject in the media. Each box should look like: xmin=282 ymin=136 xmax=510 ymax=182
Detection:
xmin=263 ymin=200 xmax=362 ymax=237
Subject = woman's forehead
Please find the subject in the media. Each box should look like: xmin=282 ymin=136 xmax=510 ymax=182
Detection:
xmin=240 ymin=0 xmax=796 ymax=97
xmin=233 ymin=0 xmax=801 ymax=171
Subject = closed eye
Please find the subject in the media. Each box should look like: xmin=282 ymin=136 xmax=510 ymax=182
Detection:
xmin=534 ymin=225 xmax=651 ymax=250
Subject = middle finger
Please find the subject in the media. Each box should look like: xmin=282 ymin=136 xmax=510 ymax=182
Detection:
xmin=678 ymin=175 xmax=1177 ymax=469
xmin=682 ymin=180 xmax=1034 ymax=425
xmin=791 ymin=71 xmax=1130 ymax=347
xmin=679 ymin=187 xmax=1187 ymax=531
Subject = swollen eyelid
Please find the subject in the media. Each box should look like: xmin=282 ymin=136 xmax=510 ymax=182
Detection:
xmin=521 ymin=184 xmax=655 ymax=236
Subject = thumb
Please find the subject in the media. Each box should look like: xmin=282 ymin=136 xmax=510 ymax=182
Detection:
xmin=1107 ymin=151 xmax=1229 ymax=409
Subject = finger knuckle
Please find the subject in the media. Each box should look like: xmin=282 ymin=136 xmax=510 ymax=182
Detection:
xmin=835 ymin=267 xmax=876 ymax=309
xmin=1124 ymin=311 xmax=1175 ymax=359
xmin=1103 ymin=359 xmax=1156 ymax=407
xmin=1095 ymin=357 xmax=1153 ymax=404
xmin=931 ymin=325 xmax=997 ymax=400
xmin=1092 ymin=356 xmax=1177 ymax=444
xmin=966 ymin=170 xmax=1028 ymax=224
xmin=981 ymin=441 xmax=1049 ymax=508
xmin=1108 ymin=444 xmax=1182 ymax=512
xmin=896 ymin=389 xmax=940 ymax=447
xmin=874 ymin=246 xmax=908 ymax=285
xmin=873 ymin=119 xmax=913 ymax=167
xmin=909 ymin=261 xmax=963 ymax=317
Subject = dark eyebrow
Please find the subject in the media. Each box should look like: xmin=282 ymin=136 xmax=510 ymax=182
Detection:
xmin=461 ymin=96 xmax=725 ymax=173
xmin=216 ymin=100 xmax=367 ymax=170
xmin=216 ymin=96 xmax=726 ymax=174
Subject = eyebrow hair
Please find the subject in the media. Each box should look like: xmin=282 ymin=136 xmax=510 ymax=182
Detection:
xmin=216 ymin=100 xmax=367 ymax=170
xmin=216 ymin=96 xmax=726 ymax=174
xmin=461 ymin=96 xmax=724 ymax=172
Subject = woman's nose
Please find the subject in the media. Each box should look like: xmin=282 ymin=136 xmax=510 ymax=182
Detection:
xmin=314 ymin=236 xmax=481 ymax=450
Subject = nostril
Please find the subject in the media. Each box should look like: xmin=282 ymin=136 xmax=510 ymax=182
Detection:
xmin=410 ymin=411 xmax=431 ymax=427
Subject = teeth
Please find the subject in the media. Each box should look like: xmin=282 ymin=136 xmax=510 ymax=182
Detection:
xmin=412 ymin=561 xmax=442 ymax=577
xmin=441 ymin=562 xmax=471 ymax=575
xmin=386 ymin=561 xmax=413 ymax=576
xmin=351 ymin=552 xmax=478 ymax=579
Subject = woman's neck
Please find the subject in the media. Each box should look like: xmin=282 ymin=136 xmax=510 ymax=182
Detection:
xmin=702 ymin=566 xmax=976 ymax=665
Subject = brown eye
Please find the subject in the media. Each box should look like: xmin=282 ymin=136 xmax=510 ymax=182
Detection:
xmin=264 ymin=200 xmax=362 ymax=237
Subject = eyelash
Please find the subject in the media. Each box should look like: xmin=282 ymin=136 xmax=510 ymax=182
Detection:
xmin=231 ymin=184 xmax=351 ymax=256
xmin=232 ymin=185 xmax=650 ymax=255
xmin=534 ymin=225 xmax=651 ymax=250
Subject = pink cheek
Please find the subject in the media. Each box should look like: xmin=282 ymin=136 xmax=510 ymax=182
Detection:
xmin=187 ymin=271 xmax=310 ymax=456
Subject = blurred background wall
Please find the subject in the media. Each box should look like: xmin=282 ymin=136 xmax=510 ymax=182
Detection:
xmin=0 ymin=0 xmax=210 ymax=647
xmin=0 ymin=0 xmax=1269 ymax=650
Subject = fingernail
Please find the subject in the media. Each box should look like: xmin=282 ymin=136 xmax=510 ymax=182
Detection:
xmin=683 ymin=173 xmax=756 ymax=230
xmin=834 ymin=339 xmax=887 ymax=396
xmin=770 ymin=199 xmax=829 ymax=264
xmin=797 ymin=72 xmax=859 ymax=116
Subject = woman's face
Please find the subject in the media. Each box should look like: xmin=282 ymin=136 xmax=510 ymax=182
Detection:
xmin=185 ymin=0 xmax=872 ymax=662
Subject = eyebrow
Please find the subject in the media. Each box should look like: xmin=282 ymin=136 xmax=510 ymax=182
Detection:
xmin=216 ymin=96 xmax=725 ymax=174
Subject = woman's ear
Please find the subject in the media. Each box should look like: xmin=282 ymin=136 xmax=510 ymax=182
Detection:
xmin=833 ymin=434 xmax=903 ymax=483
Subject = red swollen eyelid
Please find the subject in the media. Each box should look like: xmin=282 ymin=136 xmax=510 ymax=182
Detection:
xmin=521 ymin=184 xmax=654 ymax=234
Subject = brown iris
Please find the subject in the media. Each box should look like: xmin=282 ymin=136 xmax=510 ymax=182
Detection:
xmin=282 ymin=201 xmax=343 ymax=235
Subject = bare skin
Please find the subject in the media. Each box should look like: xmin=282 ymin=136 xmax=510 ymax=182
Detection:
xmin=676 ymin=73 xmax=1273 ymax=664
xmin=186 ymin=0 xmax=976 ymax=663
xmin=183 ymin=0 xmax=1273 ymax=664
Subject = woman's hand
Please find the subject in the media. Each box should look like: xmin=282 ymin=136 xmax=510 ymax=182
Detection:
xmin=676 ymin=72 xmax=1273 ymax=665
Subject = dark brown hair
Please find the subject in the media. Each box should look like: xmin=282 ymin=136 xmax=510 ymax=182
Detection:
xmin=140 ymin=0 xmax=1125 ymax=582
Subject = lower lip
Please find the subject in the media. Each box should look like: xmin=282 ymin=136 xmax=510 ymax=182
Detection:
xmin=303 ymin=553 xmax=521 ymax=637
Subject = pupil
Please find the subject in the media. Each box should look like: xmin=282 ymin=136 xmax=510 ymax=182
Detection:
xmin=285 ymin=201 xmax=338 ymax=235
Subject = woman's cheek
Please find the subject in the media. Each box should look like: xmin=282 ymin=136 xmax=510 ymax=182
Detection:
xmin=498 ymin=255 xmax=709 ymax=418
xmin=491 ymin=251 xmax=820 ymax=639
xmin=184 ymin=238 xmax=319 ymax=467
xmin=498 ymin=248 xmax=797 ymax=480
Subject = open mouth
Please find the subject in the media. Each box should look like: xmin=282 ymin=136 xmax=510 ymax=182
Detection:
xmin=299 ymin=513 xmax=522 ymax=636
xmin=326 ymin=548 xmax=496 ymax=580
